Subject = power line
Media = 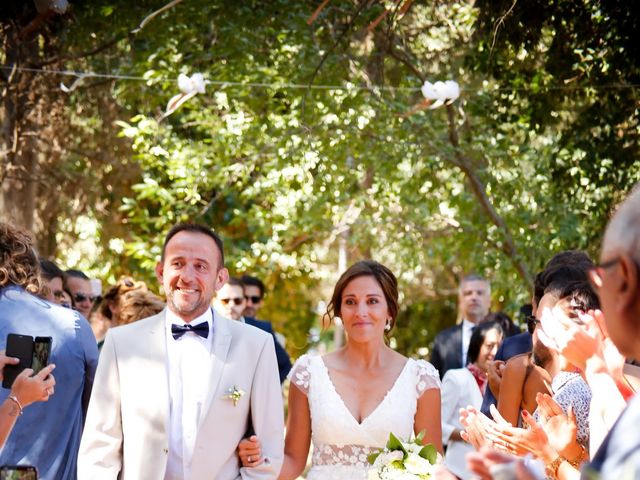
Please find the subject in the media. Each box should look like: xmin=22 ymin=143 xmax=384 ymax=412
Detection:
xmin=2 ymin=64 xmax=639 ymax=93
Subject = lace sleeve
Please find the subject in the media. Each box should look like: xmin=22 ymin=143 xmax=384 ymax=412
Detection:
xmin=415 ymin=359 xmax=441 ymax=397
xmin=287 ymin=353 xmax=312 ymax=396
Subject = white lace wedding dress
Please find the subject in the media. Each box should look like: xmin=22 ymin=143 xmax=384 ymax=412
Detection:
xmin=289 ymin=354 xmax=441 ymax=480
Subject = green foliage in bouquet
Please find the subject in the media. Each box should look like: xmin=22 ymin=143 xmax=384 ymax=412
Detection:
xmin=367 ymin=431 xmax=437 ymax=466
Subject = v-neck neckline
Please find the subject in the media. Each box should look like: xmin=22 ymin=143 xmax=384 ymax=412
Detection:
xmin=318 ymin=356 xmax=412 ymax=426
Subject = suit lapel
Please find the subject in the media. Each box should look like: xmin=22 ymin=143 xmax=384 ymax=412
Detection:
xmin=145 ymin=312 xmax=171 ymax=436
xmin=198 ymin=309 xmax=232 ymax=429
xmin=451 ymin=324 xmax=463 ymax=366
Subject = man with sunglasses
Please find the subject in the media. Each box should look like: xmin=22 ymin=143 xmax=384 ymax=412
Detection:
xmin=64 ymin=269 xmax=96 ymax=318
xmin=213 ymin=278 xmax=249 ymax=321
xmin=216 ymin=277 xmax=292 ymax=384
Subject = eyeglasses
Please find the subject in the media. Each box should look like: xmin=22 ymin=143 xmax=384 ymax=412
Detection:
xmin=220 ymin=297 xmax=245 ymax=306
xmin=526 ymin=315 xmax=541 ymax=335
xmin=588 ymin=257 xmax=621 ymax=290
xmin=74 ymin=293 xmax=97 ymax=303
xmin=245 ymin=295 xmax=262 ymax=304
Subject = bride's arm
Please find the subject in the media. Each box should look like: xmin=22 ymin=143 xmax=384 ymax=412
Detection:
xmin=414 ymin=388 xmax=444 ymax=454
xmin=278 ymin=383 xmax=312 ymax=480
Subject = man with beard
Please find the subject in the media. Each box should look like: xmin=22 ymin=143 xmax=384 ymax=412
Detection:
xmin=79 ymin=224 xmax=284 ymax=480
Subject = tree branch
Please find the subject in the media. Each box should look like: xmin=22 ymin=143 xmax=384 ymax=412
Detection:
xmin=445 ymin=104 xmax=533 ymax=288
xmin=35 ymin=0 xmax=185 ymax=67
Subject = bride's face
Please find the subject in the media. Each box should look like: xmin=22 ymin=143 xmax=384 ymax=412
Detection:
xmin=340 ymin=275 xmax=390 ymax=343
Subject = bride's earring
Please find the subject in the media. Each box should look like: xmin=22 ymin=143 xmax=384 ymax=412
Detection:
xmin=384 ymin=319 xmax=392 ymax=332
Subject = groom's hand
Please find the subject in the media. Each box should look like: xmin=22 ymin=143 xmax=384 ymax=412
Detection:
xmin=238 ymin=435 xmax=264 ymax=467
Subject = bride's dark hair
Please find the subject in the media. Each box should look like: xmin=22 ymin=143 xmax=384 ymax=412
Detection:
xmin=324 ymin=260 xmax=399 ymax=331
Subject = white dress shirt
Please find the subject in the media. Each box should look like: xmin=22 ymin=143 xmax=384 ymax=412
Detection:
xmin=164 ymin=308 xmax=214 ymax=480
xmin=461 ymin=319 xmax=476 ymax=366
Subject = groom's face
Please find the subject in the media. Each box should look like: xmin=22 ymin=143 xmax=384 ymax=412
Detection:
xmin=156 ymin=230 xmax=229 ymax=322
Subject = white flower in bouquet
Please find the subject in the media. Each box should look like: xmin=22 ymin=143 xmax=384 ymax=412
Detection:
xmin=373 ymin=450 xmax=404 ymax=468
xmin=367 ymin=431 xmax=438 ymax=479
xmin=404 ymin=453 xmax=436 ymax=476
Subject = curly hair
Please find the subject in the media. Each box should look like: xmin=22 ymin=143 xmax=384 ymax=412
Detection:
xmin=117 ymin=289 xmax=165 ymax=326
xmin=99 ymin=276 xmax=147 ymax=321
xmin=0 ymin=222 xmax=41 ymax=294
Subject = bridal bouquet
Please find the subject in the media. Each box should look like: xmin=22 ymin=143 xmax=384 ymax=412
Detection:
xmin=367 ymin=431 xmax=439 ymax=479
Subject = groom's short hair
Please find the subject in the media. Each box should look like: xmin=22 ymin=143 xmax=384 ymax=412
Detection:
xmin=161 ymin=223 xmax=225 ymax=266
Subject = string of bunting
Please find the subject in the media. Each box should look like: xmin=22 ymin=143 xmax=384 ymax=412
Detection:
xmin=2 ymin=64 xmax=639 ymax=118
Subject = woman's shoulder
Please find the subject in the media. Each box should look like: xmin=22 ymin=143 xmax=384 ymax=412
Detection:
xmin=288 ymin=353 xmax=319 ymax=395
xmin=409 ymin=358 xmax=441 ymax=394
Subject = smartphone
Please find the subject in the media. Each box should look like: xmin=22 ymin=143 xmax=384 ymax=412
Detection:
xmin=0 ymin=465 xmax=37 ymax=480
xmin=31 ymin=337 xmax=52 ymax=376
xmin=2 ymin=334 xmax=34 ymax=389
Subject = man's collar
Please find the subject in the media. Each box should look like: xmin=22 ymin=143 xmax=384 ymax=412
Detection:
xmin=462 ymin=318 xmax=476 ymax=329
xmin=165 ymin=307 xmax=212 ymax=327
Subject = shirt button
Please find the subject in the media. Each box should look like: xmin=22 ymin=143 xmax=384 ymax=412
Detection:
xmin=163 ymin=448 xmax=168 ymax=454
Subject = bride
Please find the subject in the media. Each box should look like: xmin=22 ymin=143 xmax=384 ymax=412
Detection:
xmin=238 ymin=260 xmax=443 ymax=479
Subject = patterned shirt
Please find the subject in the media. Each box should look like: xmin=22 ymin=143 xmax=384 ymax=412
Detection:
xmin=536 ymin=371 xmax=592 ymax=449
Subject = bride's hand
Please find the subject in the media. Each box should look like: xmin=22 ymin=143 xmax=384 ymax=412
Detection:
xmin=238 ymin=435 xmax=263 ymax=467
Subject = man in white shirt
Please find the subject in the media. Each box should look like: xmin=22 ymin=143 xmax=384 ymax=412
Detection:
xmin=78 ymin=223 xmax=284 ymax=480
xmin=430 ymin=274 xmax=492 ymax=378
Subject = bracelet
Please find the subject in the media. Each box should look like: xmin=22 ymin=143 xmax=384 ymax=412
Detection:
xmin=545 ymin=455 xmax=565 ymax=480
xmin=7 ymin=395 xmax=23 ymax=416
xmin=567 ymin=444 xmax=587 ymax=467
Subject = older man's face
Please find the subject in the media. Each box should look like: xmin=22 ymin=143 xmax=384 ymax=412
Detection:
xmin=590 ymin=249 xmax=633 ymax=357
xmin=459 ymin=280 xmax=491 ymax=323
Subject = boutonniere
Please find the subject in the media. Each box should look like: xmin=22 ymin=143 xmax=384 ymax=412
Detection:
xmin=223 ymin=385 xmax=245 ymax=406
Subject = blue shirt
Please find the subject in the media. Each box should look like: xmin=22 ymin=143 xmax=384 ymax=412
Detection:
xmin=0 ymin=286 xmax=98 ymax=480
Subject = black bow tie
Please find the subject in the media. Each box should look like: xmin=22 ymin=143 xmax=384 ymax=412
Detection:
xmin=171 ymin=322 xmax=209 ymax=340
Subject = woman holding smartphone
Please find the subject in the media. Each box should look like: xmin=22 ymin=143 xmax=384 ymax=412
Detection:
xmin=0 ymin=352 xmax=56 ymax=448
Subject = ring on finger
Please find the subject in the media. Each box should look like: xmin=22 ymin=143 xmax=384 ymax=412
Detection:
xmin=248 ymin=455 xmax=252 ymax=463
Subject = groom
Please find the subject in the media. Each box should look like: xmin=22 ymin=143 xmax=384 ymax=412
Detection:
xmin=78 ymin=224 xmax=284 ymax=479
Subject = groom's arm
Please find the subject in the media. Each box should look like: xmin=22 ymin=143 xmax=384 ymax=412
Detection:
xmin=78 ymin=331 xmax=123 ymax=479
xmin=241 ymin=337 xmax=285 ymax=479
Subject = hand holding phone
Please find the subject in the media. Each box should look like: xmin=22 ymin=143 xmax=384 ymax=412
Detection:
xmin=10 ymin=364 xmax=56 ymax=408
xmin=2 ymin=335 xmax=52 ymax=390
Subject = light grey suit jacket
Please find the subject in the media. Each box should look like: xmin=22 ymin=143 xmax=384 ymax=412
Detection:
xmin=78 ymin=308 xmax=284 ymax=480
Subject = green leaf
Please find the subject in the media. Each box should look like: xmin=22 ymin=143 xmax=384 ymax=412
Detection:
xmin=386 ymin=432 xmax=407 ymax=456
xmin=418 ymin=444 xmax=437 ymax=464
xmin=367 ymin=452 xmax=380 ymax=465
xmin=415 ymin=429 xmax=426 ymax=444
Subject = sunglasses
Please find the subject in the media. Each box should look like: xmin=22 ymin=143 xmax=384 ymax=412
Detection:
xmin=220 ymin=297 xmax=245 ymax=306
xmin=74 ymin=293 xmax=97 ymax=303
xmin=245 ymin=295 xmax=262 ymax=304
xmin=526 ymin=315 xmax=540 ymax=335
